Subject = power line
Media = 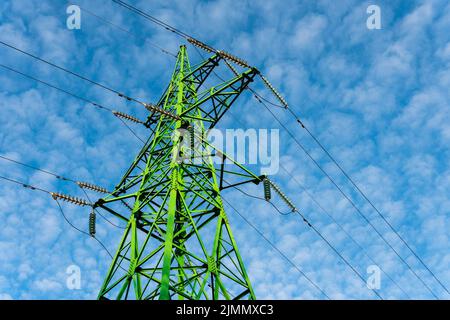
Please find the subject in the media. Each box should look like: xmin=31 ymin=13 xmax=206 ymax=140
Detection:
xmin=0 ymin=63 xmax=146 ymax=144
xmin=111 ymin=0 xmax=192 ymax=40
xmin=54 ymin=199 xmax=116 ymax=259
xmin=0 ymin=173 xmax=127 ymax=268
xmin=288 ymin=105 xmax=450 ymax=297
xmin=293 ymin=208 xmax=383 ymax=300
xmin=0 ymin=154 xmax=126 ymax=229
xmin=54 ymin=198 xmax=91 ymax=237
xmin=223 ymin=179 xmax=291 ymax=215
xmin=111 ymin=0 xmax=254 ymax=71
xmin=242 ymin=42 xmax=450 ymax=296
xmin=227 ymin=177 xmax=383 ymax=299
xmin=277 ymin=163 xmax=411 ymax=299
xmin=0 ymin=154 xmax=75 ymax=182
xmin=256 ymin=95 xmax=440 ymax=299
xmin=110 ymin=0 xmax=289 ymax=112
xmin=0 ymin=63 xmax=110 ymax=112
xmin=4 ymin=4 xmax=441 ymax=295
xmin=54 ymin=198 xmax=128 ymax=273
xmin=75 ymin=4 xmax=177 ymax=58
xmin=192 ymin=47 xmax=417 ymax=298
xmin=186 ymin=13 xmax=440 ymax=297
xmin=0 ymin=39 xmax=145 ymax=106
xmin=111 ymin=0 xmax=254 ymax=69
xmin=224 ymin=103 xmax=411 ymax=298
xmin=221 ymin=196 xmax=331 ymax=300
xmin=114 ymin=116 xmax=146 ymax=144
xmin=0 ymin=174 xmax=52 ymax=195
xmin=194 ymin=47 xmax=418 ymax=296
xmin=259 ymin=79 xmax=450 ymax=297
xmin=109 ymin=1 xmax=284 ymax=122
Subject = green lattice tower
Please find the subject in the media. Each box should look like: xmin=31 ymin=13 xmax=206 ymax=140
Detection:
xmin=94 ymin=45 xmax=262 ymax=300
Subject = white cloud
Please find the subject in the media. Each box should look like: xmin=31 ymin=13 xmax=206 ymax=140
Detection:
xmin=0 ymin=0 xmax=449 ymax=300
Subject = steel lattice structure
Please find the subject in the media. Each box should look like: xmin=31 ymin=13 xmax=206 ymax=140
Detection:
xmin=94 ymin=45 xmax=263 ymax=300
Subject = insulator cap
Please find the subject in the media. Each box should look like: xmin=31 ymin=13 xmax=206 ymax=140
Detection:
xmin=217 ymin=50 xmax=251 ymax=69
xmin=112 ymin=111 xmax=145 ymax=124
xmin=263 ymin=178 xmax=271 ymax=201
xmin=77 ymin=181 xmax=109 ymax=194
xmin=187 ymin=37 xmax=215 ymax=53
xmin=145 ymin=103 xmax=180 ymax=121
xmin=260 ymin=74 xmax=289 ymax=108
xmin=224 ymin=59 xmax=239 ymax=76
xmin=50 ymin=192 xmax=90 ymax=207
xmin=89 ymin=210 xmax=96 ymax=237
xmin=188 ymin=126 xmax=195 ymax=157
xmin=266 ymin=179 xmax=296 ymax=211
xmin=187 ymin=37 xmax=251 ymax=69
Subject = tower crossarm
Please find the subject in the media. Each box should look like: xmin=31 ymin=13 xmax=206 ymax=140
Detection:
xmin=180 ymin=68 xmax=259 ymax=129
xmin=144 ymin=54 xmax=222 ymax=127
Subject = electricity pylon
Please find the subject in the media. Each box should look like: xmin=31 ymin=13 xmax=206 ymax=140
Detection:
xmin=94 ymin=45 xmax=262 ymax=300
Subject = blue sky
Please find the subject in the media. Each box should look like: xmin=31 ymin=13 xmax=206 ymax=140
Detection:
xmin=0 ymin=0 xmax=449 ymax=299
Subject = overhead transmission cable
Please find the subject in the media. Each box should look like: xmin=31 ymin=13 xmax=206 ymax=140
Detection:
xmin=220 ymin=100 xmax=411 ymax=298
xmin=220 ymin=196 xmax=331 ymax=300
xmin=190 ymin=41 xmax=438 ymax=299
xmin=292 ymin=208 xmax=383 ymax=300
xmin=111 ymin=0 xmax=448 ymax=297
xmin=113 ymin=0 xmax=284 ymax=111
xmin=288 ymin=103 xmax=450 ymax=297
xmin=111 ymin=0 xmax=192 ymax=39
xmin=222 ymin=179 xmax=291 ymax=216
xmin=111 ymin=0 xmax=252 ymax=69
xmin=0 ymin=154 xmax=126 ymax=229
xmin=0 ymin=40 xmax=146 ymax=106
xmin=255 ymin=94 xmax=440 ymax=299
xmin=0 ymin=63 xmax=146 ymax=144
xmin=0 ymin=174 xmax=52 ymax=195
xmin=225 ymin=179 xmax=383 ymax=299
xmin=0 ymin=47 xmax=179 ymax=137
xmin=0 ymin=174 xmax=116 ymax=258
xmin=253 ymin=74 xmax=450 ymax=297
xmin=226 ymin=150 xmax=410 ymax=298
xmin=277 ymin=163 xmax=411 ymax=299
xmin=6 ymin=0 xmax=445 ymax=296
xmin=3 ymin=156 xmax=316 ymax=291
xmin=195 ymin=42 xmax=438 ymax=299
xmin=192 ymin=46 xmax=410 ymax=298
xmin=73 ymin=4 xmax=177 ymax=58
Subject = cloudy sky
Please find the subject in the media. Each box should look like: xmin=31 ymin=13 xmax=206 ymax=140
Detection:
xmin=0 ymin=0 xmax=449 ymax=300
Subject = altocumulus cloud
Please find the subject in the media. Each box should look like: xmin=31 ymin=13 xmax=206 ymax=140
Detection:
xmin=0 ymin=0 xmax=449 ymax=299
